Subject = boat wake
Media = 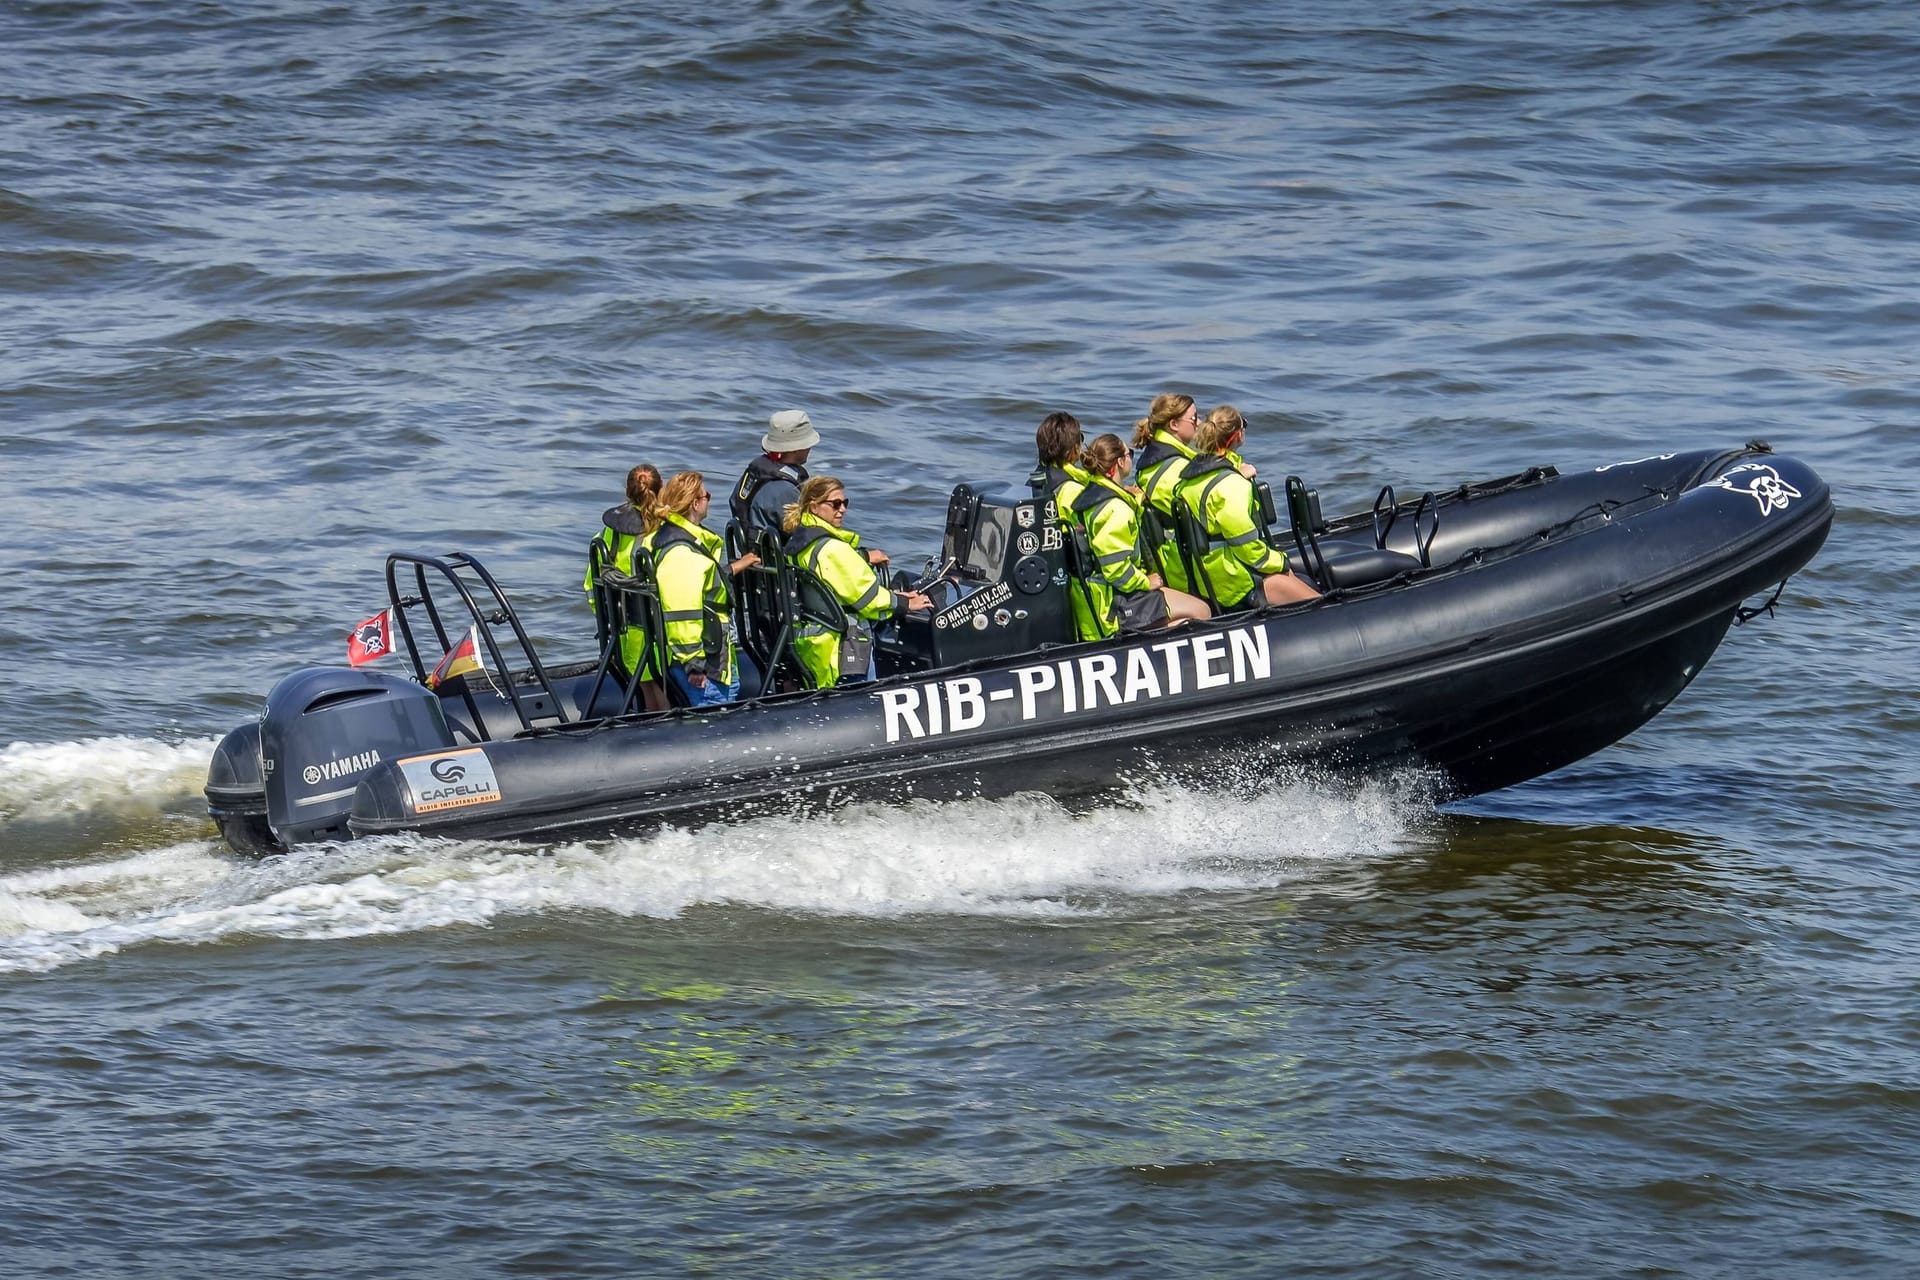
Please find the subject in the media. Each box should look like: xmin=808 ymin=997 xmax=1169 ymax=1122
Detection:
xmin=0 ymin=742 xmax=1435 ymax=974
xmin=0 ymin=735 xmax=222 ymax=824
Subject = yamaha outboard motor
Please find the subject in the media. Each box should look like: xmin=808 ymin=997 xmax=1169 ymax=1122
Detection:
xmin=206 ymin=666 xmax=456 ymax=854
xmin=205 ymin=720 xmax=277 ymax=856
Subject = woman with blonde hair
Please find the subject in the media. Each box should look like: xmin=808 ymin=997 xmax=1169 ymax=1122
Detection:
xmin=781 ymin=476 xmax=932 ymax=687
xmin=646 ymin=471 xmax=760 ymax=705
xmin=1130 ymin=393 xmax=1198 ymax=502
xmin=1201 ymin=405 xmax=1258 ymax=480
xmin=1067 ymin=434 xmax=1211 ymax=639
xmin=1129 ymin=393 xmax=1200 ymax=592
xmin=1173 ymin=414 xmax=1320 ymax=610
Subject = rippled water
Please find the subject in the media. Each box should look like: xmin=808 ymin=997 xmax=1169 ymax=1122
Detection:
xmin=2 ymin=2 xmax=1917 ymax=1275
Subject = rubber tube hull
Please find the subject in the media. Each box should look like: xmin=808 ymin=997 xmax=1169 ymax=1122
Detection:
xmin=341 ymin=448 xmax=1832 ymax=843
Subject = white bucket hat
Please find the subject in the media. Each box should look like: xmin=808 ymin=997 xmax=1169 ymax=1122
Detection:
xmin=762 ymin=409 xmax=820 ymax=452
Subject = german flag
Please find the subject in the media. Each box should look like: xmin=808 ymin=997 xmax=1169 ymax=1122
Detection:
xmin=426 ymin=625 xmax=484 ymax=690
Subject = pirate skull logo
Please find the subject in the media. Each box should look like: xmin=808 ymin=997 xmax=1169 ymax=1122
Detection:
xmin=354 ymin=618 xmax=389 ymax=656
xmin=1709 ymin=463 xmax=1801 ymax=517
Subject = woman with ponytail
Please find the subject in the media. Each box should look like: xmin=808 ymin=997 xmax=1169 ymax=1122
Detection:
xmin=1173 ymin=414 xmax=1319 ymax=610
xmin=1200 ymin=405 xmax=1259 ymax=480
xmin=585 ymin=463 xmax=667 ymax=703
xmin=1130 ymin=393 xmax=1200 ymax=591
xmin=1067 ymin=433 xmax=1211 ymax=639
xmin=587 ymin=463 xmax=661 ymax=587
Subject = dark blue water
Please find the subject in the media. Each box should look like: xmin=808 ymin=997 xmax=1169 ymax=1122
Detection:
xmin=3 ymin=2 xmax=1916 ymax=1275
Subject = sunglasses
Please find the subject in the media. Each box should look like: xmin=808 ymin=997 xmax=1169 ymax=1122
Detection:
xmin=820 ymin=497 xmax=849 ymax=511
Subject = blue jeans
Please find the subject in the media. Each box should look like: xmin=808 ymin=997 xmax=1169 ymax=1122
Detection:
xmin=668 ymin=665 xmax=739 ymax=706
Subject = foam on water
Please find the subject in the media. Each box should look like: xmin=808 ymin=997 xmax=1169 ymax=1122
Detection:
xmin=0 ymin=735 xmax=222 ymax=824
xmin=0 ymin=774 xmax=1429 ymax=974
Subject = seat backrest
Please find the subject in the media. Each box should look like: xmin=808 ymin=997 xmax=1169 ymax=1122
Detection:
xmin=789 ymin=562 xmax=850 ymax=634
xmin=730 ymin=526 xmax=847 ymax=692
xmin=1057 ymin=516 xmax=1107 ymax=634
xmin=723 ymin=519 xmax=754 ymax=661
xmin=1060 ymin=517 xmax=1096 ymax=582
xmin=631 ymin=544 xmax=695 ymax=707
xmin=773 ymin=541 xmax=858 ymax=690
xmin=1284 ymin=475 xmax=1330 ymax=586
xmin=586 ymin=536 xmax=617 ymax=655
xmin=731 ymin=526 xmax=788 ymax=674
xmin=1254 ymin=479 xmax=1281 ymax=538
xmin=1170 ymin=495 xmax=1225 ymax=610
xmin=586 ymin=534 xmax=659 ymax=665
xmin=582 ymin=537 xmax=676 ymax=714
xmin=1138 ymin=503 xmax=1178 ymax=583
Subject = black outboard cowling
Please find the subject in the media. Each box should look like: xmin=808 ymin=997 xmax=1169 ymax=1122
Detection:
xmin=258 ymin=666 xmax=456 ymax=847
xmin=206 ymin=721 xmax=279 ymax=855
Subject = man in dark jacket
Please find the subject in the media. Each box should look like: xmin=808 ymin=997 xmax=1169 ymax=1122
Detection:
xmin=731 ymin=409 xmax=820 ymax=535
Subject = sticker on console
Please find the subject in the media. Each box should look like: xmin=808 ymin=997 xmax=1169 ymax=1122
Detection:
xmin=398 ymin=747 xmax=503 ymax=814
xmin=934 ymin=579 xmax=1014 ymax=631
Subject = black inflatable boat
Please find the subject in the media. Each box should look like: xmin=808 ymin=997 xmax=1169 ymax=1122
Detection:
xmin=205 ymin=443 xmax=1831 ymax=855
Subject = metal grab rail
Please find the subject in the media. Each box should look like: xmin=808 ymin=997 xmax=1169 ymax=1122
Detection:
xmin=384 ymin=551 xmax=568 ymax=740
xmin=1411 ymin=490 xmax=1440 ymax=567
xmin=1372 ymin=484 xmax=1399 ymax=549
xmin=1372 ymin=483 xmax=1441 ymax=566
xmin=1287 ymin=476 xmax=1440 ymax=590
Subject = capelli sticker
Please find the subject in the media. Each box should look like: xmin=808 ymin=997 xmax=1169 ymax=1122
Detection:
xmin=398 ymin=747 xmax=502 ymax=813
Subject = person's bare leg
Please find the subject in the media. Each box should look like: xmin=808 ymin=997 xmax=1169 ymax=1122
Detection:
xmin=1161 ymin=586 xmax=1212 ymax=624
xmin=1263 ymin=571 xmax=1320 ymax=606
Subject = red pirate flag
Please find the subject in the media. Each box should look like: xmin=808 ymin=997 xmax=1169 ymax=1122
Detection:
xmin=347 ymin=609 xmax=392 ymax=667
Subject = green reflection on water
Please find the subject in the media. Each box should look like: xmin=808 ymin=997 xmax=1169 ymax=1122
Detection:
xmin=592 ymin=904 xmax=1318 ymax=1199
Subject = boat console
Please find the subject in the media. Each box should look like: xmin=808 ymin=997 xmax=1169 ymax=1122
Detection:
xmin=877 ymin=483 xmax=1075 ymax=674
